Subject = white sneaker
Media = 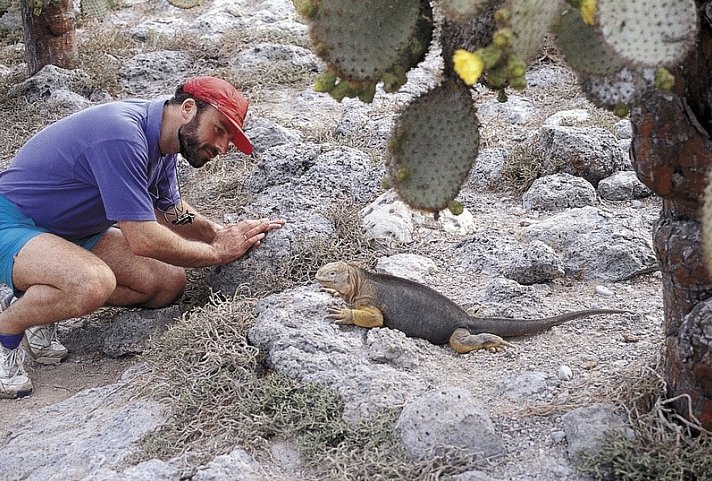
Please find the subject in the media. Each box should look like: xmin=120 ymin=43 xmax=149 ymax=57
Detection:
xmin=0 ymin=343 xmax=32 ymax=399
xmin=0 ymin=293 xmax=69 ymax=365
xmin=23 ymin=323 xmax=68 ymax=364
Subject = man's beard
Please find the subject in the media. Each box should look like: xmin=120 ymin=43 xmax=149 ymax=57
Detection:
xmin=178 ymin=115 xmax=219 ymax=168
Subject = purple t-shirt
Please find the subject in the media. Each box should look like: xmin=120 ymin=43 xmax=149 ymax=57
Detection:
xmin=0 ymin=99 xmax=180 ymax=240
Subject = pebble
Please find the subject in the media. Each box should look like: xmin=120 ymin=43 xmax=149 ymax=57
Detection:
xmin=595 ymin=285 xmax=615 ymax=296
xmin=558 ymin=365 xmax=573 ymax=381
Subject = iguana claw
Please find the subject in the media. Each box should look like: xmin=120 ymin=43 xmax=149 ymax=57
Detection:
xmin=326 ymin=306 xmax=354 ymax=324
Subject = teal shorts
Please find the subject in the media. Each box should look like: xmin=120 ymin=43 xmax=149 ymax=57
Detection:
xmin=0 ymin=195 xmax=105 ymax=295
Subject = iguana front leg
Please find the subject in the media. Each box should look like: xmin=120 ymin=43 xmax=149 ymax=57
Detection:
xmin=449 ymin=328 xmax=514 ymax=353
xmin=326 ymin=305 xmax=384 ymax=328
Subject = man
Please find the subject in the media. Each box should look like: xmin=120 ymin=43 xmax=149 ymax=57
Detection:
xmin=0 ymin=76 xmax=285 ymax=399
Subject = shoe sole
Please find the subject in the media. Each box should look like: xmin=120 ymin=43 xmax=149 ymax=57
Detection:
xmin=21 ymin=339 xmax=67 ymax=365
xmin=0 ymin=387 xmax=32 ymax=399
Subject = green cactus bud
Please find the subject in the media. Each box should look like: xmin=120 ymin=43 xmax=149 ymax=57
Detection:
xmin=395 ymin=167 xmax=410 ymax=183
xmin=506 ymin=54 xmax=527 ymax=78
xmin=493 ymin=28 xmax=514 ymax=48
xmin=329 ymin=81 xmax=350 ymax=102
xmin=448 ymin=200 xmax=465 ymax=215
xmin=613 ymin=103 xmax=630 ymax=118
xmin=509 ymin=75 xmax=527 ymax=90
xmin=387 ymin=81 xmax=480 ymax=213
xmin=358 ymin=84 xmax=377 ymax=103
xmin=494 ymin=7 xmax=512 ymax=24
xmin=313 ymin=71 xmax=337 ymax=92
xmin=292 ymin=0 xmax=318 ymax=19
xmin=486 ymin=66 xmax=508 ymax=89
xmin=475 ymin=46 xmax=502 ymax=70
xmin=654 ymin=67 xmax=675 ymax=92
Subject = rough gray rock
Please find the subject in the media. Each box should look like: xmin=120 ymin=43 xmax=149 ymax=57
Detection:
xmin=247 ymin=286 xmax=431 ymax=422
xmin=562 ymin=403 xmax=633 ymax=460
xmin=8 ymin=65 xmax=94 ymax=110
xmin=525 ymin=125 xmax=627 ymax=186
xmin=0 ymin=368 xmax=168 ymax=481
xmin=119 ymin=51 xmax=194 ymax=97
xmin=395 ymin=386 xmax=505 ymax=460
xmin=502 ymin=240 xmax=566 ymax=285
xmin=478 ymin=95 xmax=536 ymax=125
xmin=468 ymin=148 xmax=508 ymax=191
xmin=523 ymin=206 xmax=656 ymax=281
xmin=79 ymin=460 xmax=180 ymax=481
xmin=597 ymin=171 xmax=652 ymax=201
xmin=60 ymin=305 xmax=181 ymax=358
xmin=522 ymin=173 xmax=598 ymax=211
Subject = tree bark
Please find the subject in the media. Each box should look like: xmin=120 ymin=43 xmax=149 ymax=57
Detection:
xmin=630 ymin=0 xmax=712 ymax=429
xmin=21 ymin=0 xmax=77 ymax=76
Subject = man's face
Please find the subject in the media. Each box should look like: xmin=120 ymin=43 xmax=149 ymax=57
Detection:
xmin=178 ymin=106 xmax=232 ymax=168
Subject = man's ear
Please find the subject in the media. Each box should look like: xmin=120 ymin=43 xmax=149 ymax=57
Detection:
xmin=181 ymin=98 xmax=197 ymax=121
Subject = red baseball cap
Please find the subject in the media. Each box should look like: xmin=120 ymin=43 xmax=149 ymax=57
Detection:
xmin=182 ymin=76 xmax=253 ymax=155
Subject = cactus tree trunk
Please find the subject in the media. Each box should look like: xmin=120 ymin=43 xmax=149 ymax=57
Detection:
xmin=630 ymin=0 xmax=712 ymax=429
xmin=21 ymin=0 xmax=77 ymax=76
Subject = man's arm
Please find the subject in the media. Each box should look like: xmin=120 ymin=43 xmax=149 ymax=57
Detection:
xmin=155 ymin=200 xmax=221 ymax=243
xmin=118 ymin=216 xmax=284 ymax=268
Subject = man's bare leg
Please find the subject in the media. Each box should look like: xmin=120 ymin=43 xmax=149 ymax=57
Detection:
xmin=0 ymin=233 xmax=117 ymax=335
xmin=90 ymin=227 xmax=186 ymax=308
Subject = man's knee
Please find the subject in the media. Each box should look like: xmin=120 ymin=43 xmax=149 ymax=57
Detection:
xmin=149 ymin=265 xmax=186 ymax=308
xmin=73 ymin=264 xmax=117 ymax=312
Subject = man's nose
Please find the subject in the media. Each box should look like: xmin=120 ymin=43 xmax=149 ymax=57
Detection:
xmin=217 ymin=137 xmax=231 ymax=155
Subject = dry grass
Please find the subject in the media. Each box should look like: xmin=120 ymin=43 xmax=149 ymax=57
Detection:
xmin=576 ymin=356 xmax=712 ymax=481
xmin=133 ymin=290 xmax=491 ymax=480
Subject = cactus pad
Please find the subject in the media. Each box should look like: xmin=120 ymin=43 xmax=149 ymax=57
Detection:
xmin=442 ymin=0 xmax=490 ymax=19
xmin=307 ymin=0 xmax=433 ymax=97
xmin=167 ymin=0 xmax=201 ymax=7
xmin=81 ymin=0 xmax=112 ymax=18
xmin=387 ymin=82 xmax=480 ymax=213
xmin=598 ymin=0 xmax=698 ymax=66
xmin=508 ymin=0 xmax=563 ymax=62
xmin=554 ymin=7 xmax=625 ymax=76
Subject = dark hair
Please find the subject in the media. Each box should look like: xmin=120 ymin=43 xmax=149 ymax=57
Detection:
xmin=166 ymin=83 xmax=212 ymax=114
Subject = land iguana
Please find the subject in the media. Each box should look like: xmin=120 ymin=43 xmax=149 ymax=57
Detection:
xmin=315 ymin=261 xmax=629 ymax=353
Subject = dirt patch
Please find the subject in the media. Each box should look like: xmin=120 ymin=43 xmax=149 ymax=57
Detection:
xmin=1 ymin=353 xmax=138 ymax=423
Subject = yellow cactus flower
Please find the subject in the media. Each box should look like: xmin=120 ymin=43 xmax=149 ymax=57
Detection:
xmin=580 ymin=0 xmax=597 ymax=25
xmin=453 ymin=49 xmax=484 ymax=86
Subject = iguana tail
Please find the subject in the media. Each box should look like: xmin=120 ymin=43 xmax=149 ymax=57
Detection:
xmin=466 ymin=309 xmax=629 ymax=338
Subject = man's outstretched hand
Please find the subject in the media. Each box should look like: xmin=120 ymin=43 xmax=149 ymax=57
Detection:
xmin=212 ymin=218 xmax=286 ymax=264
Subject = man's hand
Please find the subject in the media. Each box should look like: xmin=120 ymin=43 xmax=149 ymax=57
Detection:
xmin=211 ymin=218 xmax=286 ymax=264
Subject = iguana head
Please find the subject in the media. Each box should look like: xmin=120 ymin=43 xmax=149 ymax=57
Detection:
xmin=315 ymin=261 xmax=355 ymax=296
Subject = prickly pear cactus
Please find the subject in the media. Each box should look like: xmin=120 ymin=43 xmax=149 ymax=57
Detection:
xmin=508 ymin=0 xmax=563 ymax=63
xmin=597 ymin=0 xmax=698 ymax=67
xmin=80 ymin=0 xmax=112 ymax=18
xmin=0 ymin=0 xmax=8 ymax=17
xmin=299 ymin=0 xmax=433 ymax=101
xmin=386 ymin=81 xmax=480 ymax=214
xmin=553 ymin=7 xmax=625 ymax=76
xmin=167 ymin=0 xmax=201 ymax=7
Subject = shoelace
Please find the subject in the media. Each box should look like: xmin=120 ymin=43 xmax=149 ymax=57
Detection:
xmin=2 ymin=347 xmax=26 ymax=377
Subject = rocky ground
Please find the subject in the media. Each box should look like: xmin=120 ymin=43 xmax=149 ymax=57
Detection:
xmin=0 ymin=1 xmax=667 ymax=480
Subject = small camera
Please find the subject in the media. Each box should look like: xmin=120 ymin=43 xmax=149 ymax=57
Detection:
xmin=172 ymin=211 xmax=195 ymax=225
